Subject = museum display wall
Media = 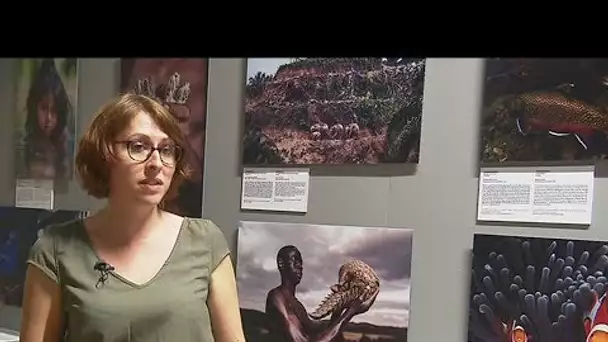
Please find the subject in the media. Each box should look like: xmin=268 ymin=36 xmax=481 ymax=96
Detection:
xmin=0 ymin=58 xmax=606 ymax=342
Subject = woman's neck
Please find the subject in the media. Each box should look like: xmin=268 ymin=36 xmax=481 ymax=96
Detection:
xmin=94 ymin=201 xmax=164 ymax=245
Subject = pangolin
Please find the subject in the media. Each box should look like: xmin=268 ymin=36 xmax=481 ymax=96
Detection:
xmin=309 ymin=259 xmax=380 ymax=319
xmin=507 ymin=91 xmax=608 ymax=150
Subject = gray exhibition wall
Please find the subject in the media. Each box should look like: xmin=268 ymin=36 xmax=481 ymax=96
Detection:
xmin=1 ymin=58 xmax=608 ymax=342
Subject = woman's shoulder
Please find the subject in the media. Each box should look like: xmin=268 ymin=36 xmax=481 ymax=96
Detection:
xmin=32 ymin=217 xmax=85 ymax=253
xmin=28 ymin=217 xmax=86 ymax=284
xmin=38 ymin=216 xmax=84 ymax=241
xmin=181 ymin=217 xmax=226 ymax=243
xmin=180 ymin=217 xmax=230 ymax=268
xmin=182 ymin=217 xmax=220 ymax=233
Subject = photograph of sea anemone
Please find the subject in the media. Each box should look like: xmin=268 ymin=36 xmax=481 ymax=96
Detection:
xmin=480 ymin=58 xmax=608 ymax=163
xmin=243 ymin=58 xmax=426 ymax=165
xmin=468 ymin=233 xmax=608 ymax=342
xmin=236 ymin=220 xmax=413 ymax=342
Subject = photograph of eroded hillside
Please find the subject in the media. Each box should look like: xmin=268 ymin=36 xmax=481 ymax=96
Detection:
xmin=480 ymin=58 xmax=608 ymax=164
xmin=243 ymin=58 xmax=426 ymax=165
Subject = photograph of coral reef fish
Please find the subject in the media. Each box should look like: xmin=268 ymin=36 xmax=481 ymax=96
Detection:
xmin=243 ymin=58 xmax=426 ymax=165
xmin=468 ymin=233 xmax=608 ymax=342
xmin=480 ymin=58 xmax=608 ymax=163
xmin=236 ymin=221 xmax=413 ymax=342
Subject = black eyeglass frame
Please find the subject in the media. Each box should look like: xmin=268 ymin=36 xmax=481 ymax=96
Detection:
xmin=114 ymin=140 xmax=184 ymax=167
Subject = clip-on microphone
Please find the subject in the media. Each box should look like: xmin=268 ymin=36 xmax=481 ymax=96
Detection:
xmin=93 ymin=261 xmax=115 ymax=289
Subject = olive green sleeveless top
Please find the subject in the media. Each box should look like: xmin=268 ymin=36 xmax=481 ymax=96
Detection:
xmin=26 ymin=217 xmax=230 ymax=342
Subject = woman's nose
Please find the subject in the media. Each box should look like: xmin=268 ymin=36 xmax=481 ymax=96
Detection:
xmin=146 ymin=150 xmax=163 ymax=169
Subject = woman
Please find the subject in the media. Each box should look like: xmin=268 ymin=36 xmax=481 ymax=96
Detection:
xmin=19 ymin=93 xmax=245 ymax=342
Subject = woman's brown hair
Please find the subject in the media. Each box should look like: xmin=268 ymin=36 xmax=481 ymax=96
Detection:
xmin=75 ymin=93 xmax=191 ymax=204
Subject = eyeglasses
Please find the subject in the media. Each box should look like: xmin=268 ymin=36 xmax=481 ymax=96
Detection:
xmin=115 ymin=140 xmax=183 ymax=166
